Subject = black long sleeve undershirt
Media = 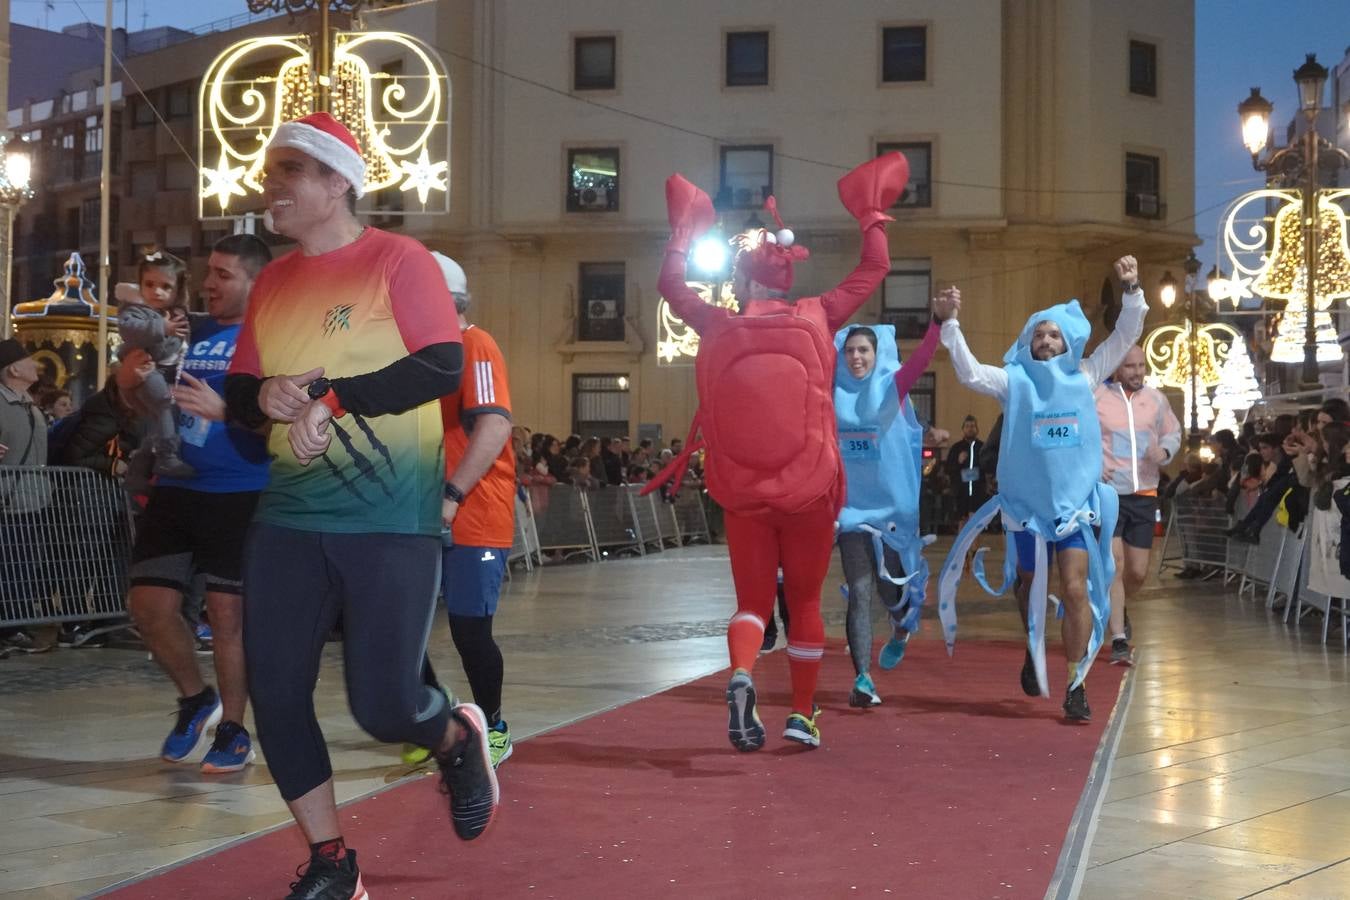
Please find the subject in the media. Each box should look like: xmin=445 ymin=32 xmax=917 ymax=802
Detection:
xmin=224 ymin=373 xmax=269 ymax=430
xmin=224 ymin=341 xmax=464 ymax=426
xmin=332 ymin=341 xmax=463 ymax=416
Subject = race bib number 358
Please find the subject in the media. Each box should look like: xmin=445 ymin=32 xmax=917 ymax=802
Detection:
xmin=1031 ymin=411 xmax=1081 ymax=450
xmin=839 ymin=429 xmax=881 ymax=461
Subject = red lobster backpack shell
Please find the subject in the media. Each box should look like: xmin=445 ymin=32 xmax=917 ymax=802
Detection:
xmin=695 ymin=296 xmax=842 ymax=516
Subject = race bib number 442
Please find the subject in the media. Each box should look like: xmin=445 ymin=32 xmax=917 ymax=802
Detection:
xmin=839 ymin=429 xmax=881 ymax=461
xmin=1031 ymin=411 xmax=1081 ymax=450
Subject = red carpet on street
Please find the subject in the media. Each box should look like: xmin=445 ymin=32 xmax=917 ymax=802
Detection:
xmin=104 ymin=639 xmax=1127 ymax=899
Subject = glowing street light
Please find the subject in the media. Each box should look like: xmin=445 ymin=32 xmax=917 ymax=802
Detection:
xmin=691 ymin=235 xmax=730 ymax=276
xmin=1158 ymin=270 xmax=1177 ymax=309
xmin=0 ymin=135 xmax=36 ymax=340
xmin=1238 ymin=87 xmax=1273 ymax=158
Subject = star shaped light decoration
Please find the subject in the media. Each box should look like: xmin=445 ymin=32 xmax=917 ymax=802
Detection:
xmin=202 ymin=153 xmax=248 ymax=212
xmin=1208 ymin=273 xmax=1254 ymax=306
xmin=398 ymin=147 xmax=448 ymax=205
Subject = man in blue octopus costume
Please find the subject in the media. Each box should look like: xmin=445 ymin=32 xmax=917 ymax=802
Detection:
xmin=936 ymin=256 xmax=1147 ymax=721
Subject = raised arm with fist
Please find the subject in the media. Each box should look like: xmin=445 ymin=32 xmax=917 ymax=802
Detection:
xmin=1113 ymin=255 xmax=1139 ymax=287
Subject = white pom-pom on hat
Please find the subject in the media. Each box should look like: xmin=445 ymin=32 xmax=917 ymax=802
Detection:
xmin=776 ymin=228 xmax=794 ymax=248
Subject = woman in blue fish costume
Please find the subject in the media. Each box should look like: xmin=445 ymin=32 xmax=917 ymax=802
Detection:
xmin=833 ymin=291 xmax=958 ymax=707
xmin=936 ymin=257 xmax=1147 ymax=722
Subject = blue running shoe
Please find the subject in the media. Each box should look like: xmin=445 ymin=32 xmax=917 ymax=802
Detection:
xmin=878 ymin=631 xmax=912 ymax=670
xmin=161 ymin=687 xmax=222 ymax=763
xmin=201 ymin=720 xmax=256 ymax=773
xmin=782 ymin=711 xmax=821 ymax=748
xmin=849 ymin=673 xmax=881 ymax=707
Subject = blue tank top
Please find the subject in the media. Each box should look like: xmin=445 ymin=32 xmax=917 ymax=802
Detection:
xmin=158 ymin=318 xmax=271 ymax=493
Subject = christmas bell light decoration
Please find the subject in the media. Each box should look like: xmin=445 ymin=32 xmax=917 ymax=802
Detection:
xmin=1143 ymin=320 xmax=1240 ymax=390
xmin=199 ymin=13 xmax=450 ymax=217
xmin=1250 ymin=195 xmax=1350 ymax=306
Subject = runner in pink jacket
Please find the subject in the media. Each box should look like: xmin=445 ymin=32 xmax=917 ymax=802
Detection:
xmin=1093 ymin=345 xmax=1181 ymax=664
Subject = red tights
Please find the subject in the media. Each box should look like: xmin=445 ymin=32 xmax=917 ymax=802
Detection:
xmin=722 ymin=499 xmax=834 ymax=716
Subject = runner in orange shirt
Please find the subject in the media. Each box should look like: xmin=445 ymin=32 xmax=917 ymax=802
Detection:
xmin=411 ymin=253 xmax=517 ymax=768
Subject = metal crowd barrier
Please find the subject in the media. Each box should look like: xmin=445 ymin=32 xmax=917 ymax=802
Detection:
xmin=1169 ymin=493 xmax=1229 ymax=576
xmin=0 ymin=466 xmax=135 ymax=630
xmin=1292 ymin=509 xmax=1349 ymax=648
xmin=1237 ymin=514 xmax=1285 ymax=603
xmin=507 ymin=493 xmax=543 ymax=572
xmin=670 ymin=487 xmax=713 ymax=545
xmin=625 ymin=485 xmax=668 ymax=553
xmin=530 ymin=484 xmax=599 ymax=561
xmin=588 ymin=486 xmax=647 ymax=557
xmin=1269 ymin=524 xmax=1304 ymax=614
xmin=1291 ymin=531 xmax=1330 ymax=626
xmin=1165 ymin=493 xmax=1344 ymax=648
xmin=1156 ymin=504 xmax=1184 ymax=575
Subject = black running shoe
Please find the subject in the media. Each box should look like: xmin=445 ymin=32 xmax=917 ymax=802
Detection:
xmin=1063 ymin=685 xmax=1091 ymax=722
xmin=286 ymin=850 xmax=366 ymax=900
xmin=1019 ymin=649 xmax=1039 ymax=696
xmin=436 ymin=703 xmax=500 ymax=841
xmin=1110 ymin=638 xmax=1134 ymax=666
xmin=760 ymin=625 xmax=778 ymax=652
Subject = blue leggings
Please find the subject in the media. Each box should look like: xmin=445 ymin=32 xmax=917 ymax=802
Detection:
xmin=243 ymin=522 xmax=450 ymax=801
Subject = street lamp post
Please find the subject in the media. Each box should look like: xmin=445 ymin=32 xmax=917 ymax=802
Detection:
xmin=1183 ymin=252 xmax=1204 ymax=447
xmin=1237 ymin=55 xmax=1350 ymax=394
xmin=0 ymin=134 xmax=35 ymax=340
xmin=1157 ymin=253 xmax=1207 ymax=448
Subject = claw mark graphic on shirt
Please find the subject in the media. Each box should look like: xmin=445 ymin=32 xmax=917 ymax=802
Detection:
xmin=331 ymin=419 xmax=394 ymax=501
xmin=323 ymin=304 xmax=355 ymax=337
xmin=352 ymin=413 xmax=396 ymax=475
xmin=320 ymin=452 xmax=374 ymax=506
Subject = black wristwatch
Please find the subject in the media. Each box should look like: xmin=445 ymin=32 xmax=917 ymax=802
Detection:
xmin=306 ymin=377 xmax=331 ymax=400
xmin=1122 ymin=281 xmax=1140 ymax=294
xmin=444 ymin=482 xmax=466 ymax=504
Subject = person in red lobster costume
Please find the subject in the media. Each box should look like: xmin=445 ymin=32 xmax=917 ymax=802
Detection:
xmin=647 ymin=152 xmax=909 ymax=751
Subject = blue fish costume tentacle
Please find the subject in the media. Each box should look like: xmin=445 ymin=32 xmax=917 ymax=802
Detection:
xmin=936 ymin=300 xmax=1117 ymax=697
xmin=833 ymin=324 xmax=932 ymax=636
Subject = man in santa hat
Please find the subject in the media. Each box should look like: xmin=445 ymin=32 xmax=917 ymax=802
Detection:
xmin=220 ymin=112 xmax=498 ymax=898
xmin=649 ymin=152 xmax=908 ymax=752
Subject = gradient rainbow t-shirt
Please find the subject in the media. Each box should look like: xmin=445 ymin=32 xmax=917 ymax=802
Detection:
xmin=230 ymin=228 xmax=460 ymax=536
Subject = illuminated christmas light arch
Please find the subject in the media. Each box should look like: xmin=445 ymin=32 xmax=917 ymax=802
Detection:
xmin=1143 ymin=320 xmax=1241 ymax=389
xmin=1212 ymin=187 xmax=1350 ymax=365
xmin=198 ymin=29 xmax=450 ymax=217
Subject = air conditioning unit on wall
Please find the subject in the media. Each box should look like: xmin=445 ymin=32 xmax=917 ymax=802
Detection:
xmin=588 ymin=299 xmax=620 ymax=319
xmin=1133 ymin=193 xmax=1159 ymax=217
xmin=577 ymin=186 xmax=610 ymax=210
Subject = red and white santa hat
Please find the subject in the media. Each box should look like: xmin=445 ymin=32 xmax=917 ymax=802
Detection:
xmin=267 ymin=112 xmax=367 ymax=198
